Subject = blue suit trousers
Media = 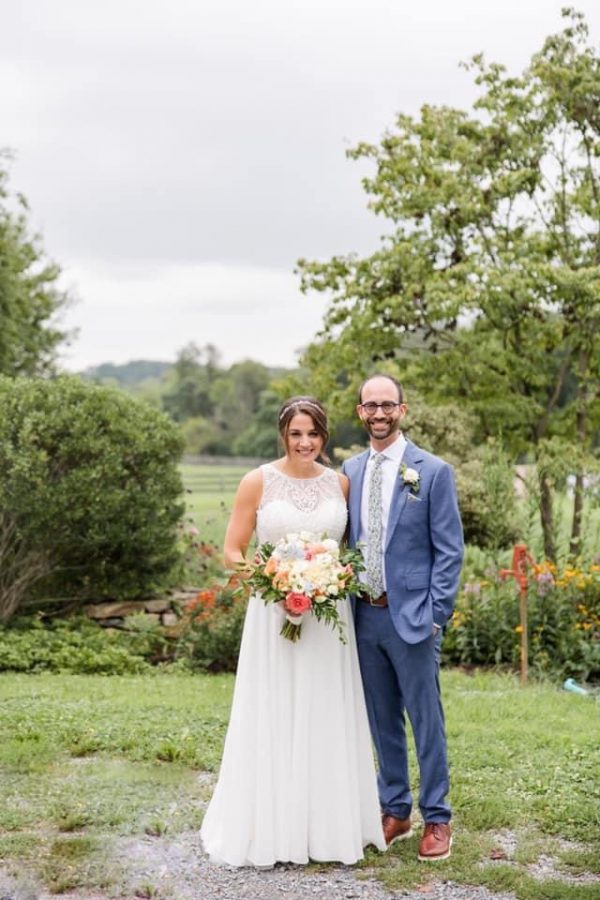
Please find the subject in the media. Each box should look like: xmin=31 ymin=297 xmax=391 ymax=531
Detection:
xmin=354 ymin=601 xmax=451 ymax=823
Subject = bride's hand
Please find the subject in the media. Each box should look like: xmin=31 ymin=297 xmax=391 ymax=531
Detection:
xmin=233 ymin=559 xmax=254 ymax=581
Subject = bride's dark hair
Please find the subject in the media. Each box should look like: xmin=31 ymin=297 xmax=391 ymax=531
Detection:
xmin=277 ymin=396 xmax=330 ymax=463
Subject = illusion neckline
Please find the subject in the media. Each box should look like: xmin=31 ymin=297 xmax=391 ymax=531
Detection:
xmin=266 ymin=462 xmax=329 ymax=482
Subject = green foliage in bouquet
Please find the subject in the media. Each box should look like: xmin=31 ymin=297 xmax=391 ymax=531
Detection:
xmin=0 ymin=376 xmax=185 ymax=620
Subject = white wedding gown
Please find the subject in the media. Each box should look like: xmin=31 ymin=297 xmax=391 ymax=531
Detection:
xmin=200 ymin=464 xmax=386 ymax=867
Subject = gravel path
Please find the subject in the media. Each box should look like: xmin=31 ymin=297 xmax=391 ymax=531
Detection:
xmin=3 ymin=830 xmax=598 ymax=899
xmin=1 ymin=834 xmax=517 ymax=900
xmin=119 ymin=831 xmax=517 ymax=900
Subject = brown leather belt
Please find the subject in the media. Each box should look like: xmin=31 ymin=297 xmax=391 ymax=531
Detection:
xmin=357 ymin=591 xmax=388 ymax=608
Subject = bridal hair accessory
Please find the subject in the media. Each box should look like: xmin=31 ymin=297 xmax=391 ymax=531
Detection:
xmin=238 ymin=532 xmax=365 ymax=642
xmin=278 ymin=400 xmax=323 ymax=421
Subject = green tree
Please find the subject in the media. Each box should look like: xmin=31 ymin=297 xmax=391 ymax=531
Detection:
xmin=233 ymin=389 xmax=283 ymax=458
xmin=162 ymin=342 xmax=220 ymax=422
xmin=298 ymin=10 xmax=600 ymax=561
xmin=0 ymin=152 xmax=71 ymax=375
xmin=0 ymin=376 xmax=184 ymax=620
xmin=180 ymin=415 xmax=223 ymax=455
xmin=209 ymin=360 xmax=273 ymax=452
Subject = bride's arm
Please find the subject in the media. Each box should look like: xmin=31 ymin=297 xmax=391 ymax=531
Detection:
xmin=223 ymin=468 xmax=263 ymax=569
xmin=337 ymin=472 xmax=349 ymax=502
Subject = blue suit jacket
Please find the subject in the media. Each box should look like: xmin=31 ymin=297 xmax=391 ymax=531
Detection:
xmin=342 ymin=440 xmax=464 ymax=644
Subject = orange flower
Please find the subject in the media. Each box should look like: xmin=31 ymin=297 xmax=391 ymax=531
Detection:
xmin=273 ymin=570 xmax=290 ymax=590
xmin=185 ymin=588 xmax=217 ymax=620
xmin=264 ymin=556 xmax=278 ymax=576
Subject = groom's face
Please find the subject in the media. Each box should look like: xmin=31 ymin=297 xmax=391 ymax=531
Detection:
xmin=357 ymin=377 xmax=407 ymax=443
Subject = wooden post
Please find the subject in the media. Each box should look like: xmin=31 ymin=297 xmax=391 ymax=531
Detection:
xmin=517 ymin=572 xmax=529 ymax=686
xmin=499 ymin=544 xmax=534 ymax=685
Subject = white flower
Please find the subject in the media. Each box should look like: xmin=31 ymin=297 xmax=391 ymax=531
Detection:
xmin=400 ymin=464 xmax=420 ymax=493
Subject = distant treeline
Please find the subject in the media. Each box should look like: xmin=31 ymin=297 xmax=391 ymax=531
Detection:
xmin=81 ymin=343 xmax=296 ymax=457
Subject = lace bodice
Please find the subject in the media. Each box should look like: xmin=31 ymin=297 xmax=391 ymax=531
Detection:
xmin=256 ymin=464 xmax=347 ymax=545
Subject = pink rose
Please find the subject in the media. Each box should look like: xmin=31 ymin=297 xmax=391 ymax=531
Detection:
xmin=284 ymin=592 xmax=312 ymax=616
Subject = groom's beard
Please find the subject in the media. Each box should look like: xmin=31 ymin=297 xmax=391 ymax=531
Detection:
xmin=363 ymin=418 xmax=399 ymax=440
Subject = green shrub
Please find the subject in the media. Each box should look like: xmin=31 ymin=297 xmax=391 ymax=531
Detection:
xmin=0 ymin=617 xmax=152 ymax=674
xmin=176 ymin=581 xmax=247 ymax=672
xmin=404 ymin=397 xmax=520 ymax=551
xmin=453 ymin=441 xmax=521 ymax=551
xmin=0 ymin=376 xmax=185 ymax=619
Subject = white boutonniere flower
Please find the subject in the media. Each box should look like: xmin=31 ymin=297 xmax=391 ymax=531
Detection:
xmin=400 ymin=464 xmax=420 ymax=494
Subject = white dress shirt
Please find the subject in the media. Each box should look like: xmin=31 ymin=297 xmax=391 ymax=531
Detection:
xmin=359 ymin=434 xmax=407 ymax=591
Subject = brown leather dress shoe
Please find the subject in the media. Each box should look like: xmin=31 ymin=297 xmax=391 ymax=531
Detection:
xmin=382 ymin=814 xmax=413 ymax=846
xmin=418 ymin=822 xmax=452 ymax=861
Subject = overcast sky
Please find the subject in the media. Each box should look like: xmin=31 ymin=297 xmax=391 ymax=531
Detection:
xmin=3 ymin=1 xmax=599 ymax=372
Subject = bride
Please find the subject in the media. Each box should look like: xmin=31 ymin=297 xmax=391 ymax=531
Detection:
xmin=200 ymin=396 xmax=386 ymax=867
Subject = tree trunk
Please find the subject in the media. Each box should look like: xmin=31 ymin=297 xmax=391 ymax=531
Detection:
xmin=570 ymin=354 xmax=589 ymax=559
xmin=539 ymin=471 xmax=557 ymax=563
xmin=570 ymin=472 xmax=585 ymax=558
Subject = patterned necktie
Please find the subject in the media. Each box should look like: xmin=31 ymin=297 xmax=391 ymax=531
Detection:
xmin=366 ymin=452 xmax=385 ymax=597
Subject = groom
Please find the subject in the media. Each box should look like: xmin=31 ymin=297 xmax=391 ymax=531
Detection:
xmin=342 ymin=374 xmax=463 ymax=861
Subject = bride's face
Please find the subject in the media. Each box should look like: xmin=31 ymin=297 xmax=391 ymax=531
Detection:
xmin=284 ymin=413 xmax=324 ymax=462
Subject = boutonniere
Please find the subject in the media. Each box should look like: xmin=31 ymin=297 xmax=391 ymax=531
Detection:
xmin=400 ymin=464 xmax=420 ymax=494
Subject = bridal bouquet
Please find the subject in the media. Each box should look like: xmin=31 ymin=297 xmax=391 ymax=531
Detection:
xmin=242 ymin=531 xmax=364 ymax=642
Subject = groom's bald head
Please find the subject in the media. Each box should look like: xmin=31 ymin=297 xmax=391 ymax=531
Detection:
xmin=358 ymin=374 xmax=404 ymax=404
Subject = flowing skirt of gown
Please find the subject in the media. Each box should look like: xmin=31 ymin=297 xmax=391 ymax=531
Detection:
xmin=200 ymin=594 xmax=386 ymax=866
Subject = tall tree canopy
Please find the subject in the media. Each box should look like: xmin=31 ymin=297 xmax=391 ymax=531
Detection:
xmin=0 ymin=152 xmax=71 ymax=376
xmin=298 ymin=9 xmax=600 ymax=560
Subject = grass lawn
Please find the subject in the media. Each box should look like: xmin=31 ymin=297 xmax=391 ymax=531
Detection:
xmin=180 ymin=463 xmax=246 ymax=546
xmin=0 ymin=670 xmax=599 ymax=898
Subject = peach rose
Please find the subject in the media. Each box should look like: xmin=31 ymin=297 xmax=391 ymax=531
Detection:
xmin=264 ymin=556 xmax=278 ymax=576
xmin=273 ymin=571 xmax=290 ymax=590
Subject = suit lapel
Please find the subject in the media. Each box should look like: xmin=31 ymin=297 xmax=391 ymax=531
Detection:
xmin=385 ymin=440 xmax=424 ymax=549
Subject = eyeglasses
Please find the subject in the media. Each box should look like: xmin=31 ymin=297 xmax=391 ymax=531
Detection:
xmin=360 ymin=402 xmax=400 ymax=415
